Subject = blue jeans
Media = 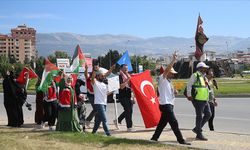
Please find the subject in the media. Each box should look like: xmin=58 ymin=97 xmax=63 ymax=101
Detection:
xmin=92 ymin=104 xmax=110 ymax=136
xmin=192 ymin=100 xmax=212 ymax=135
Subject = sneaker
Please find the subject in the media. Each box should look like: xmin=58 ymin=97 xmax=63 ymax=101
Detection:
xmin=113 ymin=120 xmax=119 ymax=130
xmin=196 ymin=134 xmax=208 ymax=141
xmin=179 ymin=141 xmax=191 ymax=145
xmin=85 ymin=121 xmax=91 ymax=128
xmin=40 ymin=122 xmax=45 ymax=129
xmin=127 ymin=128 xmax=136 ymax=132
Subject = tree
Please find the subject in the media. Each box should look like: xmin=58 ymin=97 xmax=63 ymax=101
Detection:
xmin=131 ymin=55 xmax=156 ymax=74
xmin=98 ymin=49 xmax=121 ymax=72
xmin=0 ymin=55 xmax=12 ymax=78
xmin=48 ymin=51 xmax=70 ymax=64
xmin=35 ymin=56 xmax=45 ymax=79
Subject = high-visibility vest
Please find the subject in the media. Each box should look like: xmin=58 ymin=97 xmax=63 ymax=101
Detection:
xmin=59 ymin=86 xmax=77 ymax=107
xmin=193 ymin=72 xmax=209 ymax=101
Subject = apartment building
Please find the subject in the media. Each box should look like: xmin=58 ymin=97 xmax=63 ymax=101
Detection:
xmin=0 ymin=25 xmax=37 ymax=63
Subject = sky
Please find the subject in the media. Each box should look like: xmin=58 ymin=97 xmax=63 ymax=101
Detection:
xmin=0 ymin=0 xmax=250 ymax=38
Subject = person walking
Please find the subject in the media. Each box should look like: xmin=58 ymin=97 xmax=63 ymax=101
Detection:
xmin=75 ymin=78 xmax=87 ymax=132
xmin=187 ymin=62 xmax=212 ymax=141
xmin=3 ymin=70 xmax=25 ymax=127
xmin=85 ymin=62 xmax=115 ymax=128
xmin=91 ymin=69 xmax=111 ymax=136
xmin=206 ymin=68 xmax=218 ymax=131
xmin=56 ymin=74 xmax=81 ymax=132
xmin=115 ymin=64 xmax=135 ymax=132
xmin=41 ymin=80 xmax=58 ymax=130
xmin=151 ymin=52 xmax=190 ymax=145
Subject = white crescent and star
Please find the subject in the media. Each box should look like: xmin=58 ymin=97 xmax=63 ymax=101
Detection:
xmin=140 ymin=80 xmax=156 ymax=104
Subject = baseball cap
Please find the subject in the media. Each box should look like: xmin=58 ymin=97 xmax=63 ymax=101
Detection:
xmin=196 ymin=62 xmax=209 ymax=69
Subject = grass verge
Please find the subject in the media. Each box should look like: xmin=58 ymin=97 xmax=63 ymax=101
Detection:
xmin=0 ymin=127 xmax=194 ymax=150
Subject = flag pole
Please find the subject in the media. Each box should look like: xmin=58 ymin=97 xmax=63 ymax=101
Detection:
xmin=113 ymin=92 xmax=119 ymax=129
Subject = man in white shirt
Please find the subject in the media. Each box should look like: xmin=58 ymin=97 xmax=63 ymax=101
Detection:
xmin=91 ymin=69 xmax=111 ymax=136
xmin=151 ymin=52 xmax=190 ymax=145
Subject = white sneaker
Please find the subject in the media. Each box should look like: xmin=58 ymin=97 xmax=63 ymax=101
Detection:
xmin=113 ymin=120 xmax=119 ymax=130
xmin=40 ymin=122 xmax=45 ymax=129
xmin=127 ymin=128 xmax=136 ymax=132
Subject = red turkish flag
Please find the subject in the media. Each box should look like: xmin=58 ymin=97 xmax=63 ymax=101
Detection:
xmin=16 ymin=67 xmax=38 ymax=85
xmin=130 ymin=70 xmax=161 ymax=128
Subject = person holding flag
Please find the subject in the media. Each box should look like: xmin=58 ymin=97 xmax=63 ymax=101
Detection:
xmin=151 ymin=52 xmax=191 ymax=145
xmin=40 ymin=79 xmax=58 ymax=130
xmin=115 ymin=64 xmax=135 ymax=132
xmin=56 ymin=74 xmax=81 ymax=132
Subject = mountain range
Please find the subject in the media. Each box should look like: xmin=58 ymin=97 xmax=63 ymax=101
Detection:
xmin=37 ymin=33 xmax=250 ymax=58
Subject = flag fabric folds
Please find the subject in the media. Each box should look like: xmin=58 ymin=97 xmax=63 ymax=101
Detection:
xmin=70 ymin=44 xmax=86 ymax=86
xmin=130 ymin=70 xmax=161 ymax=128
xmin=195 ymin=14 xmax=209 ymax=61
xmin=117 ymin=50 xmax=133 ymax=72
xmin=38 ymin=58 xmax=60 ymax=92
xmin=16 ymin=67 xmax=38 ymax=85
xmin=70 ymin=44 xmax=86 ymax=73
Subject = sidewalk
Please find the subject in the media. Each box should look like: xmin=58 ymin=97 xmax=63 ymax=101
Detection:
xmin=88 ymin=123 xmax=250 ymax=150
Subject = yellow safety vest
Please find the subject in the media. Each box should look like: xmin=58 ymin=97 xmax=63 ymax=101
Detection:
xmin=193 ymin=72 xmax=209 ymax=101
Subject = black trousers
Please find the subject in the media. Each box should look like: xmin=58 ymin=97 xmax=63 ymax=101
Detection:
xmin=43 ymin=100 xmax=58 ymax=126
xmin=151 ymin=104 xmax=185 ymax=143
xmin=86 ymin=95 xmax=98 ymax=122
xmin=118 ymin=97 xmax=133 ymax=128
xmin=208 ymin=102 xmax=215 ymax=130
xmin=192 ymin=100 xmax=212 ymax=135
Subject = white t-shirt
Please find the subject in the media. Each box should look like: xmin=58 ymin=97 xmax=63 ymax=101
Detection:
xmin=158 ymin=74 xmax=175 ymax=105
xmin=93 ymin=80 xmax=108 ymax=105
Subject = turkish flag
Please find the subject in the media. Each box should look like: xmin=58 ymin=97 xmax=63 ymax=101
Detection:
xmin=16 ymin=67 xmax=38 ymax=85
xmin=130 ymin=70 xmax=161 ymax=128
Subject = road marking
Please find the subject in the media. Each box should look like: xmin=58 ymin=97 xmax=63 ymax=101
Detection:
xmin=176 ymin=113 xmax=250 ymax=122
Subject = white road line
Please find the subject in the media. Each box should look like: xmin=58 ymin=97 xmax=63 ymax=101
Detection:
xmin=176 ymin=113 xmax=250 ymax=122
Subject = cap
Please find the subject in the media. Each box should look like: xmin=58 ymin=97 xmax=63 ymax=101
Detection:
xmin=196 ymin=62 xmax=209 ymax=69
xmin=170 ymin=67 xmax=178 ymax=74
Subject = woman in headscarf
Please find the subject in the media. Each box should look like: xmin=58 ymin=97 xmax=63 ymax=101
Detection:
xmin=56 ymin=74 xmax=81 ymax=132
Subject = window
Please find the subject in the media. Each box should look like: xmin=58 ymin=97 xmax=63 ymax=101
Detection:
xmin=16 ymin=47 xmax=19 ymax=49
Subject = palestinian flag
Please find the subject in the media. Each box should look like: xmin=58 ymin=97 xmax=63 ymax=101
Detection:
xmin=195 ymin=14 xmax=209 ymax=60
xmin=16 ymin=67 xmax=38 ymax=85
xmin=70 ymin=44 xmax=86 ymax=87
xmin=38 ymin=58 xmax=60 ymax=92
xmin=70 ymin=44 xmax=86 ymax=73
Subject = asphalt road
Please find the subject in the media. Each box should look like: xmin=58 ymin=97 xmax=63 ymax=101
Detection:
xmin=0 ymin=93 xmax=249 ymax=134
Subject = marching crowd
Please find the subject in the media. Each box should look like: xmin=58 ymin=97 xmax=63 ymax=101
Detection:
xmin=2 ymin=53 xmax=218 ymax=145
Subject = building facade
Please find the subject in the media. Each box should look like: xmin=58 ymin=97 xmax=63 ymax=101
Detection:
xmin=0 ymin=25 xmax=37 ymax=63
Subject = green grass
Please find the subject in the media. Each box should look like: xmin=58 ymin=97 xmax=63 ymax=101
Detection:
xmin=0 ymin=128 xmax=192 ymax=150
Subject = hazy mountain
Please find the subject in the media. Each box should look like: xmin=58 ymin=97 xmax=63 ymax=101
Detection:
xmin=37 ymin=33 xmax=250 ymax=57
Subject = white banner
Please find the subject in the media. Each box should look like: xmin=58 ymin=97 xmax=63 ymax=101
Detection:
xmin=108 ymin=76 xmax=120 ymax=92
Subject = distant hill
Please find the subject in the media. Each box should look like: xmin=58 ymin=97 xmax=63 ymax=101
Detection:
xmin=37 ymin=33 xmax=250 ymax=57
